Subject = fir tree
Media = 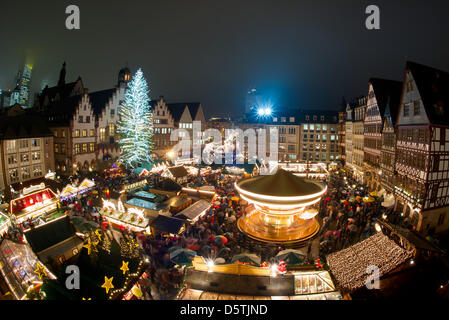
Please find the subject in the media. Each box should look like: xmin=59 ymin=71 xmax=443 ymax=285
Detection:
xmin=117 ymin=68 xmax=154 ymax=168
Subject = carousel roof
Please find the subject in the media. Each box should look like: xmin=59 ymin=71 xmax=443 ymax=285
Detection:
xmin=238 ymin=169 xmax=324 ymax=197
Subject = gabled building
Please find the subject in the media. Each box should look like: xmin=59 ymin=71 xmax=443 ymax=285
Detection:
xmin=345 ymin=103 xmax=353 ymax=168
xmin=380 ymin=89 xmax=402 ymax=194
xmin=395 ymin=61 xmax=449 ymax=233
xmin=364 ymin=78 xmax=402 ymax=191
xmin=337 ymin=99 xmax=347 ymax=165
xmin=151 ymin=98 xmax=206 ymax=160
xmin=352 ymin=96 xmax=367 ymax=183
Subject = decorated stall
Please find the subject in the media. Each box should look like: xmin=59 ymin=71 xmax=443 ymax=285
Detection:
xmin=0 ymin=239 xmax=56 ymax=299
xmin=0 ymin=210 xmax=11 ymax=235
xmin=100 ymin=198 xmax=152 ymax=233
xmin=9 ymin=183 xmax=60 ymax=224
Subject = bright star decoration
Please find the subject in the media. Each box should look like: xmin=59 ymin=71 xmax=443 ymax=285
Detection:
xmin=83 ymin=237 xmax=99 ymax=255
xmin=120 ymin=261 xmax=129 ymax=275
xmin=34 ymin=262 xmax=47 ymax=279
xmin=101 ymin=276 xmax=114 ymax=294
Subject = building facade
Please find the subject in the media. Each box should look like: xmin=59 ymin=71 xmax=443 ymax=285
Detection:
xmin=352 ymin=96 xmax=367 ymax=183
xmin=345 ymin=104 xmax=353 ymax=167
xmin=395 ymin=61 xmax=449 ymax=234
xmin=364 ymin=79 xmax=402 ymax=191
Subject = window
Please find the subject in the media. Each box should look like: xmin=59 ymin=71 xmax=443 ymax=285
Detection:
xmin=288 ymin=127 xmax=296 ymax=135
xmin=85 ymin=116 xmax=90 ymax=123
xmin=7 ymin=155 xmax=17 ymax=165
xmin=31 ymin=139 xmax=40 ymax=147
xmin=20 ymin=153 xmax=29 ymax=162
xmin=9 ymin=168 xmax=19 ymax=182
xmin=304 ymin=134 xmax=308 ymax=139
xmin=82 ymin=129 xmax=88 ymax=137
xmin=21 ymin=167 xmax=30 ymax=180
xmin=61 ymin=143 xmax=66 ymax=154
xmin=322 ymin=125 xmax=327 ymax=131
xmin=54 ymin=130 xmax=58 ymax=137
xmin=441 ymin=129 xmax=446 ymax=146
xmin=100 ymin=128 xmax=106 ymax=142
xmin=33 ymin=165 xmax=42 ymax=177
xmin=273 ymin=117 xmax=278 ymax=122
xmin=78 ymin=116 xmax=83 ymax=123
xmin=62 ymin=130 xmax=66 ymax=138
xmin=75 ymin=144 xmax=80 ymax=154
xmin=403 ymin=103 xmax=410 ymax=117
xmin=89 ymin=143 xmax=95 ymax=152
xmin=322 ymin=153 xmax=326 ymax=159
xmin=90 ymin=129 xmax=95 ymax=137
xmin=305 ymin=115 xmax=310 ymax=121
xmin=31 ymin=152 xmax=40 ymax=161
xmin=313 ymin=116 xmax=317 ymax=121
xmin=288 ymin=145 xmax=295 ymax=152
xmin=109 ymin=124 xmax=115 ymax=136
xmin=322 ymin=134 xmax=327 ymax=141
xmin=82 ymin=144 xmax=88 ymax=153
xmin=75 ymin=130 xmax=80 ymax=137
xmin=289 ymin=117 xmax=295 ymax=123
xmin=281 ymin=117 xmax=286 ymax=123
xmin=309 ymin=124 xmax=314 ymax=131
xmin=54 ymin=143 xmax=59 ymax=153
xmin=413 ymin=101 xmax=420 ymax=116
xmin=19 ymin=140 xmax=28 ymax=149
xmin=110 ymin=109 xmax=115 ymax=117
xmin=304 ymin=124 xmax=308 ymax=130
xmin=320 ymin=116 xmax=325 ymax=121
xmin=288 ymin=154 xmax=297 ymax=160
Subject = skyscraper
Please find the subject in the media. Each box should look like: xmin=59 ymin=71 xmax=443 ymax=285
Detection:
xmin=15 ymin=64 xmax=33 ymax=108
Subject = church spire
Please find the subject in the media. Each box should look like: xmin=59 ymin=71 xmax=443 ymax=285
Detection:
xmin=58 ymin=62 xmax=66 ymax=87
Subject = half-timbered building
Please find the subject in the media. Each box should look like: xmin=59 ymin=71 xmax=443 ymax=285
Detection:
xmin=364 ymin=78 xmax=402 ymax=191
xmin=395 ymin=61 xmax=449 ymax=233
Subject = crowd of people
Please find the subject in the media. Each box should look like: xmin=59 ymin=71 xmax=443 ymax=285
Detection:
xmin=2 ymin=164 xmax=432 ymax=300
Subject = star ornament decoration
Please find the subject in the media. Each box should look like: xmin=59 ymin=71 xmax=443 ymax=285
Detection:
xmin=101 ymin=276 xmax=114 ymax=294
xmin=120 ymin=261 xmax=129 ymax=275
xmin=34 ymin=262 xmax=47 ymax=279
xmin=83 ymin=237 xmax=100 ymax=255
xmin=95 ymin=229 xmax=102 ymax=241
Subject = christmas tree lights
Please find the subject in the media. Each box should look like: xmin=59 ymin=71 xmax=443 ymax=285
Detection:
xmin=117 ymin=68 xmax=154 ymax=168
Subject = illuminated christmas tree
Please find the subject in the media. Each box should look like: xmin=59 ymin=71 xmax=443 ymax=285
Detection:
xmin=117 ymin=68 xmax=153 ymax=168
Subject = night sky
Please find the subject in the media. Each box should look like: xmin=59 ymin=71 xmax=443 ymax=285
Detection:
xmin=1 ymin=0 xmax=449 ymax=118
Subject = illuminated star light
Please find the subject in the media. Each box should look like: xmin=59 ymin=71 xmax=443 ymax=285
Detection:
xmin=120 ymin=261 xmax=130 ymax=275
xmin=34 ymin=262 xmax=47 ymax=280
xmin=101 ymin=276 xmax=114 ymax=294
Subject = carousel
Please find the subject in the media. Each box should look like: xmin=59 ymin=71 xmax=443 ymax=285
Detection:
xmin=235 ymin=169 xmax=327 ymax=243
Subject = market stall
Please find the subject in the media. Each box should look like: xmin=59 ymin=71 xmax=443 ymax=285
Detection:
xmin=100 ymin=199 xmax=152 ymax=233
xmin=0 ymin=210 xmax=11 ymax=235
xmin=77 ymin=178 xmax=95 ymax=196
xmin=59 ymin=184 xmax=79 ymax=201
xmin=9 ymin=183 xmax=59 ymax=224
xmin=175 ymin=199 xmax=211 ymax=223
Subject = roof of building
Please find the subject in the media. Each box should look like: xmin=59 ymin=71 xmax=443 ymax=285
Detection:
xmin=407 ymin=61 xmax=449 ymax=126
xmin=151 ymin=215 xmax=185 ymax=234
xmin=175 ymin=199 xmax=211 ymax=221
xmin=151 ymin=100 xmax=201 ymax=123
xmin=369 ymin=78 xmax=402 ymax=120
xmin=24 ymin=216 xmax=77 ymax=254
xmin=89 ymin=88 xmax=116 ymax=115
xmin=43 ymin=94 xmax=83 ymax=126
xmin=167 ymin=166 xmax=189 ymax=178
xmin=0 ymin=113 xmax=53 ymax=139
xmin=238 ymin=168 xmax=324 ymax=197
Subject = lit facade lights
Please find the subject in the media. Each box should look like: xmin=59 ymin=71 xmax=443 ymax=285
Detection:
xmin=235 ymin=169 xmax=327 ymax=243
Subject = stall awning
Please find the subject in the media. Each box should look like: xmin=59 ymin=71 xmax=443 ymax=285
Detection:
xmin=175 ymin=200 xmax=211 ymax=221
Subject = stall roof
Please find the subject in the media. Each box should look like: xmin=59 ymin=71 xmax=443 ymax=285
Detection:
xmin=126 ymin=198 xmax=166 ymax=211
xmin=165 ymin=195 xmax=191 ymax=208
xmin=175 ymin=200 xmax=211 ymax=221
xmin=167 ymin=166 xmax=189 ymax=178
xmin=151 ymin=215 xmax=185 ymax=234
xmin=24 ymin=216 xmax=77 ymax=253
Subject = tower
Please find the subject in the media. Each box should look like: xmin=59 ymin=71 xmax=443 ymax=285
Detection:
xmin=58 ymin=62 xmax=66 ymax=87
xmin=118 ymin=67 xmax=131 ymax=88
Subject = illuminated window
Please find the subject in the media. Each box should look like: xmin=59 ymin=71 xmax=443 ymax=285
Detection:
xmin=75 ymin=130 xmax=80 ymax=137
xmin=89 ymin=143 xmax=95 ymax=152
xmin=109 ymin=124 xmax=115 ymax=136
xmin=54 ymin=144 xmax=59 ymax=153
xmin=75 ymin=144 xmax=80 ymax=154
xmin=62 ymin=130 xmax=66 ymax=138
xmin=82 ymin=144 xmax=88 ymax=153
xmin=82 ymin=129 xmax=87 ymax=137
xmin=61 ymin=143 xmax=66 ymax=153
xmin=100 ymin=128 xmax=106 ymax=141
xmin=54 ymin=130 xmax=58 ymax=137
xmin=90 ymin=129 xmax=95 ymax=137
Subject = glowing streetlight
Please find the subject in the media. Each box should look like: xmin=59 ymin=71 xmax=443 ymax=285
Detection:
xmin=375 ymin=223 xmax=382 ymax=232
xmin=207 ymin=259 xmax=215 ymax=273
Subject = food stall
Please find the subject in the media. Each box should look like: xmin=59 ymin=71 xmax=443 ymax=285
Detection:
xmin=9 ymin=183 xmax=59 ymax=224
